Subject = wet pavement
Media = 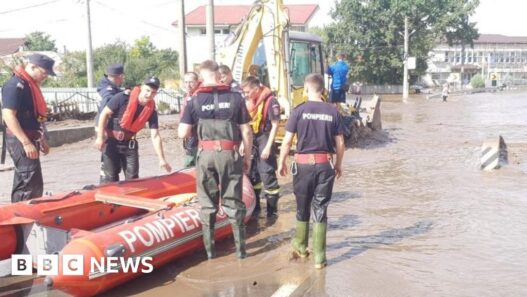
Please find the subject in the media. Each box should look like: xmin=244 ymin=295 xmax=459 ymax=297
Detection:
xmin=1 ymin=91 xmax=527 ymax=296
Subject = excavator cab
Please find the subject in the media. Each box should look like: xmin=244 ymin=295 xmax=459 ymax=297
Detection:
xmin=288 ymin=31 xmax=325 ymax=108
xmin=245 ymin=31 xmax=324 ymax=111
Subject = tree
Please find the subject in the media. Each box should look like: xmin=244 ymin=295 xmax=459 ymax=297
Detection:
xmin=444 ymin=2 xmax=480 ymax=86
xmin=46 ymin=38 xmax=179 ymax=88
xmin=24 ymin=31 xmax=57 ymax=51
xmin=325 ymin=0 xmax=479 ymax=85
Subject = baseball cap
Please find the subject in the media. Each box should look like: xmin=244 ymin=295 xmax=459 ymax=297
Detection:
xmin=143 ymin=76 xmax=160 ymax=89
xmin=106 ymin=63 xmax=124 ymax=75
xmin=27 ymin=53 xmax=56 ymax=76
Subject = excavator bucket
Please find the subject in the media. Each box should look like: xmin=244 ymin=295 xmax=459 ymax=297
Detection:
xmin=362 ymin=95 xmax=382 ymax=131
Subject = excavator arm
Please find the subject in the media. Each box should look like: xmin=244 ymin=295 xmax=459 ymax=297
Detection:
xmin=218 ymin=0 xmax=292 ymax=115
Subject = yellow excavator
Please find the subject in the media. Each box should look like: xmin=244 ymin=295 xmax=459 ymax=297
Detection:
xmin=217 ymin=0 xmax=381 ymax=145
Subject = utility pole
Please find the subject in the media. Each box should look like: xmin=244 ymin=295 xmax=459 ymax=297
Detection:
xmin=206 ymin=0 xmax=215 ymax=60
xmin=177 ymin=0 xmax=187 ymax=76
xmin=85 ymin=0 xmax=95 ymax=88
xmin=402 ymin=16 xmax=409 ymax=100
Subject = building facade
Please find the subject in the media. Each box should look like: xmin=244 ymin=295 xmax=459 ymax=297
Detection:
xmin=173 ymin=4 xmax=319 ymax=70
xmin=424 ymin=34 xmax=527 ymax=87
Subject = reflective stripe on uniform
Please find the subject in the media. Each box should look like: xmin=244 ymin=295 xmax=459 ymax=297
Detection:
xmin=264 ymin=187 xmax=280 ymax=195
xmin=253 ymin=182 xmax=263 ymax=190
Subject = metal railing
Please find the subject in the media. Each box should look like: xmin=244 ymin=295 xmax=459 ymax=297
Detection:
xmin=36 ymin=88 xmax=184 ymax=115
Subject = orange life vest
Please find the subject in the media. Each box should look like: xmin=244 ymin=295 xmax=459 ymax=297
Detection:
xmin=247 ymin=86 xmax=274 ymax=134
xmin=119 ymin=86 xmax=155 ymax=133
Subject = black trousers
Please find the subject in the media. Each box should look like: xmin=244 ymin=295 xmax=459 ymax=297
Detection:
xmin=100 ymin=139 xmax=139 ymax=183
xmin=249 ymin=133 xmax=280 ymax=197
xmin=293 ymin=162 xmax=335 ymax=222
xmin=6 ymin=135 xmax=43 ymax=203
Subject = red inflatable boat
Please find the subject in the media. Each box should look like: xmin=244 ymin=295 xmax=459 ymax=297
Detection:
xmin=0 ymin=168 xmax=255 ymax=296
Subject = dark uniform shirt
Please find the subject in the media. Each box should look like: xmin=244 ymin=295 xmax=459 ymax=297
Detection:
xmin=1 ymin=75 xmax=40 ymax=130
xmin=105 ymin=91 xmax=159 ymax=131
xmin=261 ymin=97 xmax=281 ymax=133
xmin=181 ymin=90 xmax=251 ymax=126
xmin=97 ymin=76 xmax=121 ymax=110
xmin=286 ymin=101 xmax=344 ymax=154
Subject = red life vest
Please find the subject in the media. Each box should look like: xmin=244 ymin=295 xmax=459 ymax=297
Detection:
xmin=13 ymin=65 xmax=47 ymax=122
xmin=119 ymin=86 xmax=155 ymax=133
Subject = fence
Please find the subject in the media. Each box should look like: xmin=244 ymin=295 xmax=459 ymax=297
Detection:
xmin=39 ymin=88 xmax=184 ymax=115
xmin=359 ymin=85 xmax=404 ymax=94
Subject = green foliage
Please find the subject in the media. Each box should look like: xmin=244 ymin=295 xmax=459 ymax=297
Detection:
xmin=325 ymin=0 xmax=479 ymax=84
xmin=24 ymin=31 xmax=57 ymax=51
xmin=470 ymin=74 xmax=485 ymax=88
xmin=45 ymin=36 xmax=178 ymax=88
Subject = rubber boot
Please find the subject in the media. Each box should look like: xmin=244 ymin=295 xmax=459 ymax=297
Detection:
xmin=202 ymin=227 xmax=216 ymax=260
xmin=312 ymin=222 xmax=327 ymax=269
xmin=254 ymin=189 xmax=261 ymax=213
xmin=291 ymin=221 xmax=309 ymax=258
xmin=232 ymin=224 xmax=247 ymax=259
xmin=266 ymin=194 xmax=279 ymax=218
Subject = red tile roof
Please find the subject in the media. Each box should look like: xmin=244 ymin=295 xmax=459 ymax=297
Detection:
xmin=0 ymin=38 xmax=25 ymax=56
xmin=177 ymin=4 xmax=318 ymax=26
xmin=475 ymin=34 xmax=527 ymax=44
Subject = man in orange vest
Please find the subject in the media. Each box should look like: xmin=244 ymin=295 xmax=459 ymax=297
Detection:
xmin=1 ymin=54 xmax=54 ymax=202
xmin=95 ymin=76 xmax=172 ymax=183
xmin=241 ymin=76 xmax=281 ymax=217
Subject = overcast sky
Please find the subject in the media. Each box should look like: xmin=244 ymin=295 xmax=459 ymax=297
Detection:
xmin=0 ymin=0 xmax=525 ymax=51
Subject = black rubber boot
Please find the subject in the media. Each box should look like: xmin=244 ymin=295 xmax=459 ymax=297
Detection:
xmin=266 ymin=194 xmax=279 ymax=218
xmin=254 ymin=189 xmax=261 ymax=213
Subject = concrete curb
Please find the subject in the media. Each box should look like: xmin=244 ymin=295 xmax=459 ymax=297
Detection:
xmin=46 ymin=126 xmax=94 ymax=147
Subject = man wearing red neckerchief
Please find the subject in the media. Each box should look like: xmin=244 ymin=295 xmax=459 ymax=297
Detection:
xmin=1 ymin=53 xmax=54 ymax=203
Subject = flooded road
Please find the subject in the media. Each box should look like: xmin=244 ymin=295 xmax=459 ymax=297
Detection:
xmin=1 ymin=91 xmax=526 ymax=296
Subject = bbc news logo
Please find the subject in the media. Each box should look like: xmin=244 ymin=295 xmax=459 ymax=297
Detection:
xmin=12 ymin=255 xmax=153 ymax=276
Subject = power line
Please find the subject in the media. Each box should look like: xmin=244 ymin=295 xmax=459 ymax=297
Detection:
xmin=0 ymin=0 xmax=61 ymax=15
xmin=92 ymin=0 xmax=174 ymax=32
xmin=0 ymin=18 xmax=71 ymax=33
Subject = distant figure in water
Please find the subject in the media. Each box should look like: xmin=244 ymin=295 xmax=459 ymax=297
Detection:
xmin=442 ymin=83 xmax=449 ymax=102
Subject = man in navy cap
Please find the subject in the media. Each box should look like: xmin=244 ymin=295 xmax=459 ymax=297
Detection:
xmin=95 ymin=63 xmax=125 ymax=130
xmin=95 ymin=76 xmax=172 ymax=183
xmin=1 ymin=53 xmax=55 ymax=202
xmin=94 ymin=64 xmax=125 ymax=182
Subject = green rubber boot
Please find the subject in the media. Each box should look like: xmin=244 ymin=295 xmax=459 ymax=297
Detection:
xmin=291 ymin=221 xmax=309 ymax=258
xmin=202 ymin=227 xmax=216 ymax=260
xmin=232 ymin=224 xmax=247 ymax=259
xmin=312 ymin=222 xmax=327 ymax=269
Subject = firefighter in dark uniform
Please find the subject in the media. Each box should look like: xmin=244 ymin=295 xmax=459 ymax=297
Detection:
xmin=241 ymin=76 xmax=281 ymax=217
xmin=95 ymin=64 xmax=125 ymax=130
xmin=95 ymin=76 xmax=172 ymax=183
xmin=278 ymin=73 xmax=345 ymax=269
xmin=178 ymin=60 xmax=253 ymax=259
xmin=1 ymin=54 xmax=55 ymax=203
xmin=95 ymin=64 xmax=125 ymax=181
xmin=181 ymin=72 xmax=200 ymax=168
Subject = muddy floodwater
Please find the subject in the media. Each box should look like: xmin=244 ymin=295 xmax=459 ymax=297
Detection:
xmin=1 ymin=91 xmax=526 ymax=297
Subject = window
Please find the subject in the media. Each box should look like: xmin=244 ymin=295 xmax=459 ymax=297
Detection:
xmin=444 ymin=51 xmax=449 ymax=62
